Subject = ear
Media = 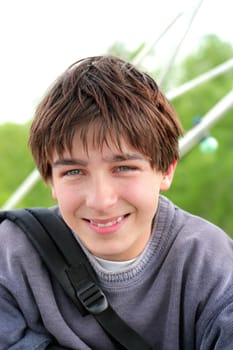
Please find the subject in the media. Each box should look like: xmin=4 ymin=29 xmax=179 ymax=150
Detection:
xmin=160 ymin=160 xmax=177 ymax=191
xmin=51 ymin=186 xmax=57 ymax=200
xmin=47 ymin=178 xmax=58 ymax=200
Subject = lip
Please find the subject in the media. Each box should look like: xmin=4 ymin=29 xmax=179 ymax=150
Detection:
xmin=83 ymin=214 xmax=129 ymax=235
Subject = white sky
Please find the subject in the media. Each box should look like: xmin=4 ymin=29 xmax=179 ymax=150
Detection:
xmin=0 ymin=0 xmax=232 ymax=124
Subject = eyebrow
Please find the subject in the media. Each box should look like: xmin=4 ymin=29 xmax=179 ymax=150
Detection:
xmin=52 ymin=153 xmax=146 ymax=168
xmin=103 ymin=153 xmax=145 ymax=162
xmin=52 ymin=159 xmax=87 ymax=167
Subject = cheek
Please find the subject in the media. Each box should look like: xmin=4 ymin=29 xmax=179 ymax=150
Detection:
xmin=51 ymin=182 xmax=81 ymax=211
xmin=122 ymin=178 xmax=160 ymax=211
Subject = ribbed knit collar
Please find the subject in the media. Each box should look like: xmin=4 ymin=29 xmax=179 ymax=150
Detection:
xmin=73 ymin=195 xmax=176 ymax=287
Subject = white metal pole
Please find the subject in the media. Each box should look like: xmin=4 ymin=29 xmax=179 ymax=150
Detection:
xmin=167 ymin=58 xmax=233 ymax=100
xmin=1 ymin=169 xmax=40 ymax=210
xmin=179 ymin=90 xmax=233 ymax=157
xmin=159 ymin=0 xmax=205 ymax=88
xmin=133 ymin=12 xmax=183 ymax=66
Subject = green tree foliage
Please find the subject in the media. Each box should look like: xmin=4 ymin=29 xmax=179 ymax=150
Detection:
xmin=166 ymin=34 xmax=233 ymax=237
xmin=172 ymin=34 xmax=233 ymax=130
xmin=1 ymin=34 xmax=233 ymax=238
xmin=0 ymin=122 xmax=31 ymax=204
xmin=0 ymin=123 xmax=55 ymax=209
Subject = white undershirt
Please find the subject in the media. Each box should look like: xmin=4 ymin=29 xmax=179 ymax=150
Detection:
xmin=72 ymin=231 xmax=138 ymax=272
xmin=94 ymin=255 xmax=138 ymax=272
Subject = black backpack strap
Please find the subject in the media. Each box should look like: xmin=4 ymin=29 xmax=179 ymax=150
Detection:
xmin=0 ymin=208 xmax=152 ymax=350
xmin=0 ymin=208 xmax=87 ymax=314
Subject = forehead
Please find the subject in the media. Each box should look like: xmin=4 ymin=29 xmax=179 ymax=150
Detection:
xmin=70 ymin=136 xmax=137 ymax=158
xmin=52 ymin=127 xmax=150 ymax=163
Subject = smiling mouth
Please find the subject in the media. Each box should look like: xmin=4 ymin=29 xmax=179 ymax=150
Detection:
xmin=85 ymin=214 xmax=129 ymax=228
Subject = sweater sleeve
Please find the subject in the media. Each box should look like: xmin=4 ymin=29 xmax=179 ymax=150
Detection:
xmin=199 ymin=292 xmax=233 ymax=350
xmin=0 ymin=219 xmax=92 ymax=350
xmin=0 ymin=284 xmax=53 ymax=350
xmin=0 ymin=219 xmax=55 ymax=350
xmin=46 ymin=346 xmax=73 ymax=349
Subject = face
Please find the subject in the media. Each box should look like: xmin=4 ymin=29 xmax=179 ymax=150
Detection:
xmin=50 ymin=131 xmax=176 ymax=261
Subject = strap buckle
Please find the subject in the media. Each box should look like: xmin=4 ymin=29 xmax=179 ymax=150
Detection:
xmin=76 ymin=279 xmax=108 ymax=315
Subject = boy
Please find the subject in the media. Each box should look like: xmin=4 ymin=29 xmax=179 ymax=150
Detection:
xmin=0 ymin=55 xmax=233 ymax=349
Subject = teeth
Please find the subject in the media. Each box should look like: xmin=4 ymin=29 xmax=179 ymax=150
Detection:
xmin=90 ymin=216 xmax=124 ymax=227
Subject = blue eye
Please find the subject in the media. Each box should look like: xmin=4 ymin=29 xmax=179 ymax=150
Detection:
xmin=66 ymin=169 xmax=83 ymax=176
xmin=116 ymin=166 xmax=135 ymax=172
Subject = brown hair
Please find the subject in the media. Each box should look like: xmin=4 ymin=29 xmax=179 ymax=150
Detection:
xmin=29 ymin=55 xmax=183 ymax=180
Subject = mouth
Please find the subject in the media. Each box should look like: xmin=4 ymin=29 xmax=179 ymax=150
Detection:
xmin=89 ymin=215 xmax=126 ymax=227
xmin=83 ymin=214 xmax=129 ymax=233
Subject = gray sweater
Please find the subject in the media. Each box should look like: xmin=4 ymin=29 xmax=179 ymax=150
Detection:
xmin=1 ymin=196 xmax=233 ymax=350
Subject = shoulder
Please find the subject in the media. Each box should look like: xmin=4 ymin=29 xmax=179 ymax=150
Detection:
xmin=174 ymin=204 xmax=233 ymax=261
xmin=0 ymin=217 xmax=31 ymax=254
xmin=161 ymin=198 xmax=233 ymax=332
xmin=159 ymin=196 xmax=233 ymax=287
xmin=0 ymin=207 xmax=59 ymax=271
xmin=160 ymin=195 xmax=233 ymax=255
xmin=0 ymin=217 xmax=41 ymax=281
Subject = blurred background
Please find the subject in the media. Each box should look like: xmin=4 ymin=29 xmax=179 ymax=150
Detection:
xmin=1 ymin=0 xmax=233 ymax=237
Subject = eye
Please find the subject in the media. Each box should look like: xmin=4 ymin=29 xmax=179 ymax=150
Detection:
xmin=65 ymin=169 xmax=84 ymax=176
xmin=114 ymin=165 xmax=137 ymax=172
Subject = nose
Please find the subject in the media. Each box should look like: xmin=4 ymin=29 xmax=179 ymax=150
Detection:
xmin=85 ymin=174 xmax=118 ymax=211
